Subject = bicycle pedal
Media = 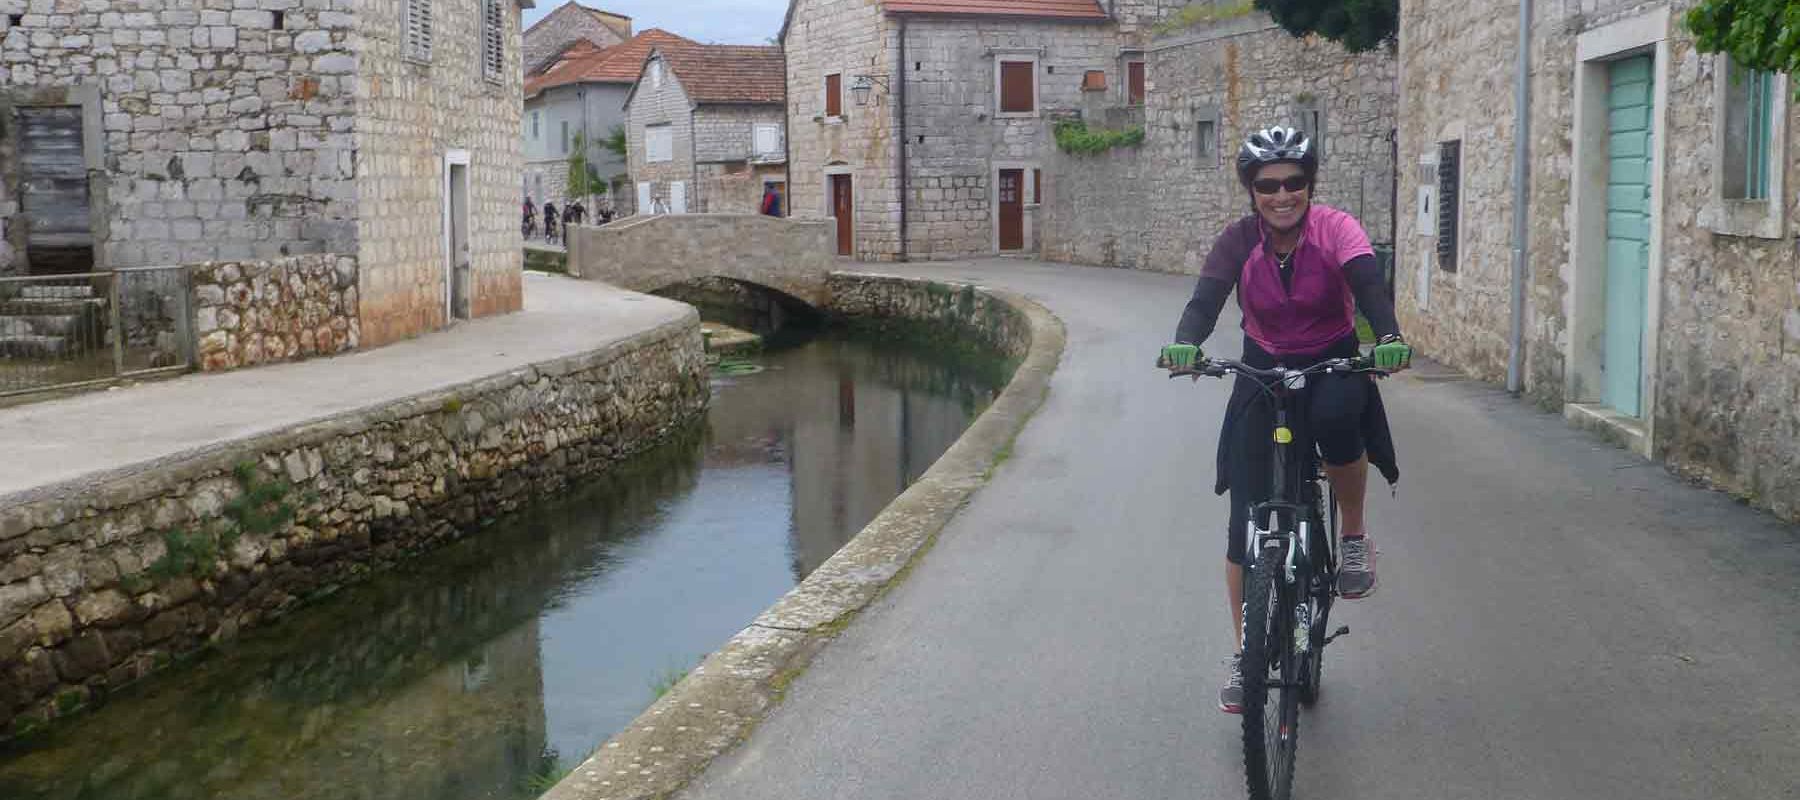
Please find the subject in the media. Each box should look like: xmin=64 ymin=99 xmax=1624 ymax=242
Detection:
xmin=1323 ymin=625 xmax=1350 ymax=645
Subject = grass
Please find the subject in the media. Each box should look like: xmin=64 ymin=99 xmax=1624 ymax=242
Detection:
xmin=1150 ymin=0 xmax=1255 ymax=36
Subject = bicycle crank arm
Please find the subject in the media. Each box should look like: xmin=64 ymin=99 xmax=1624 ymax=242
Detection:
xmin=1322 ymin=625 xmax=1350 ymax=645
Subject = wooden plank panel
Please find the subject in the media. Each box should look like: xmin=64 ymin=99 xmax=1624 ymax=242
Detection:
xmin=18 ymin=106 xmax=93 ymax=250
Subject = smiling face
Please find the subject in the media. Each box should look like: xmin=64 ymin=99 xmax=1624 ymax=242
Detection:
xmin=1251 ymin=162 xmax=1312 ymax=233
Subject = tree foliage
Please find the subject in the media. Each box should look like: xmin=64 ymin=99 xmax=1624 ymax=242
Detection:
xmin=1253 ymin=0 xmax=1398 ymax=53
xmin=567 ymin=133 xmax=607 ymax=198
xmin=1685 ymin=0 xmax=1800 ymax=95
xmin=603 ymin=124 xmax=628 ymax=159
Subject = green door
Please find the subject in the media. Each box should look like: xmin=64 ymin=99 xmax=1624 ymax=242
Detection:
xmin=1602 ymin=55 xmax=1653 ymax=417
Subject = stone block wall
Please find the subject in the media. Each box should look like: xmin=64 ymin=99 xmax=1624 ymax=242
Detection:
xmin=694 ymin=103 xmax=785 ymax=164
xmin=0 ymin=314 xmax=708 ymax=736
xmin=522 ymin=4 xmax=628 ymax=75
xmin=353 ymin=0 xmax=525 ymax=348
xmin=191 ymin=254 xmax=360 ymax=372
xmin=568 ymin=213 xmax=835 ymax=306
xmin=627 ymin=54 xmax=696 ymax=210
xmin=697 ymin=162 xmax=788 ymax=215
xmin=0 ymin=0 xmax=359 ymax=275
xmin=1040 ymin=16 xmax=1399 ymax=273
xmin=1396 ymin=0 xmax=1800 ymax=522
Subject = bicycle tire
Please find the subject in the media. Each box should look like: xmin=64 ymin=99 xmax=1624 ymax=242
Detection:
xmin=1241 ymin=545 xmax=1299 ymax=800
xmin=1300 ymin=490 xmax=1334 ymax=706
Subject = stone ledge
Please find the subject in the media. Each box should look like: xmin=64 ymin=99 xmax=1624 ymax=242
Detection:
xmin=1565 ymin=402 xmax=1650 ymax=458
xmin=542 ymin=273 xmax=1067 ymax=800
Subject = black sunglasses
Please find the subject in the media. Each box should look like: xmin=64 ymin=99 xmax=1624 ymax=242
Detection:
xmin=1251 ymin=176 xmax=1311 ymax=195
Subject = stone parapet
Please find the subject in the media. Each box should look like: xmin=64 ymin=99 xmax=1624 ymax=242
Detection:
xmin=0 ymin=313 xmax=708 ymax=737
xmin=568 ymin=214 xmax=837 ymax=306
xmin=191 ymin=254 xmax=361 ymax=372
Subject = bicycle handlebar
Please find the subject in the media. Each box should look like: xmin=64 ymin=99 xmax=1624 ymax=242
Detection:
xmin=1164 ymin=356 xmax=1388 ymax=382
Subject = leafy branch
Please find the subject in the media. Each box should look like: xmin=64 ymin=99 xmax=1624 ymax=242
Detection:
xmin=1053 ymin=120 xmax=1146 ymax=155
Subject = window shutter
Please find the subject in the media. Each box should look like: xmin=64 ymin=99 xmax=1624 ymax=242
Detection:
xmin=482 ymin=0 xmax=503 ymax=82
xmin=1128 ymin=61 xmax=1145 ymax=106
xmin=825 ymin=73 xmax=842 ymax=118
xmin=1437 ymin=140 xmax=1460 ymax=272
xmin=1032 ymin=168 xmax=1042 ymax=204
xmin=755 ymin=125 xmax=779 ymax=157
xmin=1000 ymin=61 xmax=1034 ymax=113
xmin=404 ymin=0 xmax=432 ymax=62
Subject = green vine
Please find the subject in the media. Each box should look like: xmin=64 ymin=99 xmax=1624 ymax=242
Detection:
xmin=146 ymin=462 xmax=298 ymax=581
xmin=1053 ymin=121 xmax=1146 ymax=155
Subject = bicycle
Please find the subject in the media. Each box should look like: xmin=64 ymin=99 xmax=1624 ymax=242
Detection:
xmin=1168 ymin=354 xmax=1387 ymax=800
xmin=522 ymin=215 xmax=538 ymax=240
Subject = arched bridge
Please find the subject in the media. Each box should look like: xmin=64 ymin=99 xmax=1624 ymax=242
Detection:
xmin=565 ymin=214 xmax=837 ymax=308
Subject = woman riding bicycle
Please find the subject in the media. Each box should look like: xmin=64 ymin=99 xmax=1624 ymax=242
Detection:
xmin=1159 ymin=126 xmax=1413 ymax=714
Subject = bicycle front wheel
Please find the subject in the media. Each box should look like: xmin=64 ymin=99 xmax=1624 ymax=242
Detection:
xmin=1241 ymin=545 xmax=1300 ymax=800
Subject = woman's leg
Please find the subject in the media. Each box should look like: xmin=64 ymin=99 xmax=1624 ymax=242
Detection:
xmin=1310 ymin=374 xmax=1378 ymax=596
xmin=1323 ymin=455 xmax=1368 ymax=538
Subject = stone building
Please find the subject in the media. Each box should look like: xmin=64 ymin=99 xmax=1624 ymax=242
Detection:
xmin=779 ymin=0 xmax=1222 ymax=261
xmin=624 ymin=42 xmax=787 ymax=216
xmin=1040 ymin=11 xmax=1398 ymax=272
xmin=523 ymin=29 xmax=692 ymax=213
xmin=1395 ymin=0 xmax=1800 ymax=520
xmin=521 ymin=0 xmax=630 ymax=75
xmin=0 ymin=0 xmax=531 ymax=350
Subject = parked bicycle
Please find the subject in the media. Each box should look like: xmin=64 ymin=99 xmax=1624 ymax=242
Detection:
xmin=1169 ymin=354 xmax=1387 ymax=800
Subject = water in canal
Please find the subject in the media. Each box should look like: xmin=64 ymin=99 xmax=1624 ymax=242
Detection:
xmin=0 ymin=329 xmax=1007 ymax=800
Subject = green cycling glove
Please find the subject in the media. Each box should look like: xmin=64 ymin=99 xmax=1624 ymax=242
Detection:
xmin=1373 ymin=335 xmax=1413 ymax=370
xmin=1158 ymin=343 xmax=1202 ymax=370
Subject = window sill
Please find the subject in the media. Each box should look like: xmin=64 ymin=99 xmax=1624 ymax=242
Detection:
xmin=817 ymin=115 xmax=846 ymax=125
xmin=995 ymin=111 xmax=1038 ymax=120
xmin=1698 ymin=199 xmax=1786 ymax=240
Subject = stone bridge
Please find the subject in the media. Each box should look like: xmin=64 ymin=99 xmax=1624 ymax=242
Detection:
xmin=566 ymin=214 xmax=837 ymax=308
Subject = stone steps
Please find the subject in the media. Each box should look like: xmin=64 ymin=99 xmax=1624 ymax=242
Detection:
xmin=0 ymin=334 xmax=71 ymax=359
xmin=0 ymin=287 xmax=109 ymax=361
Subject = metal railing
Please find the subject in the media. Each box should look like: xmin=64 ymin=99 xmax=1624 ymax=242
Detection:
xmin=0 ymin=267 xmax=193 ymax=398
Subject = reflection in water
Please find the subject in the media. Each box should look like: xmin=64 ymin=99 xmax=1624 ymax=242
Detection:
xmin=0 ymin=331 xmax=1003 ymax=800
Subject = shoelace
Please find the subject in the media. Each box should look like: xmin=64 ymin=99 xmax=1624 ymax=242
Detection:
xmin=1340 ymin=538 xmax=1370 ymax=571
xmin=1225 ymin=656 xmax=1244 ymax=688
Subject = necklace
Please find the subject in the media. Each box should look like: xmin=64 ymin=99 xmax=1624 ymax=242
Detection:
xmin=1275 ymin=249 xmax=1295 ymax=269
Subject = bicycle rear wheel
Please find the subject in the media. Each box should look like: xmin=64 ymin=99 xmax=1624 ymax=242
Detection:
xmin=1241 ymin=545 xmax=1300 ymax=800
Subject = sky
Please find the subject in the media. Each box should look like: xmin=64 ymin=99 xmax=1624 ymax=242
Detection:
xmin=524 ymin=0 xmax=791 ymax=45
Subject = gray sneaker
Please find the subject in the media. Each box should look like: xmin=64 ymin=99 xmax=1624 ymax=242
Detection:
xmin=1338 ymin=535 xmax=1377 ymax=598
xmin=1219 ymin=653 xmax=1245 ymax=714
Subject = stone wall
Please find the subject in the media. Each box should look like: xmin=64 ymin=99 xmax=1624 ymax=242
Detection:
xmin=824 ymin=271 xmax=1033 ymax=359
xmin=0 ymin=313 xmax=708 ymax=736
xmin=522 ymin=4 xmax=629 ymax=75
xmin=1040 ymin=15 xmax=1399 ymax=272
xmin=1396 ymin=0 xmax=1800 ymax=522
xmin=353 ymin=0 xmax=525 ymax=348
xmin=0 ymin=0 xmax=360 ymax=275
xmin=627 ymin=53 xmax=695 ymax=211
xmin=191 ymin=254 xmax=361 ymax=372
xmin=568 ymin=213 xmax=836 ymax=306
xmin=697 ymin=162 xmax=788 ymax=215
xmin=693 ymin=103 xmax=786 ymax=164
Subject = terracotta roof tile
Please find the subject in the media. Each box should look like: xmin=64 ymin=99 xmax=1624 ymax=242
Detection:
xmin=657 ymin=43 xmax=785 ymax=105
xmin=882 ymin=0 xmax=1107 ymax=20
xmin=525 ymin=29 xmax=696 ymax=98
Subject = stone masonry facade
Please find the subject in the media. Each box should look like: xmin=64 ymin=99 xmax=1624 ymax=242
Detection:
xmin=627 ymin=53 xmax=786 ymax=215
xmin=1041 ymin=15 xmax=1399 ymax=272
xmin=191 ymin=254 xmax=361 ymax=371
xmin=626 ymin=52 xmax=697 ymax=212
xmin=1397 ymin=0 xmax=1800 ymax=521
xmin=521 ymin=1 xmax=629 ymax=75
xmin=0 ymin=316 xmax=708 ymax=735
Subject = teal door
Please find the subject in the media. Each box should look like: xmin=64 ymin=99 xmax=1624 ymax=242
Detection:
xmin=1602 ymin=55 xmax=1653 ymax=416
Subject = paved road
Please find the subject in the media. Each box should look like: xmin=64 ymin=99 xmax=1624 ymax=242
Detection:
xmin=682 ymin=260 xmax=1800 ymax=800
xmin=0 ymin=273 xmax=690 ymax=501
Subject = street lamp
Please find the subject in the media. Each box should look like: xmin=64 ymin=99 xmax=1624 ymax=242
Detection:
xmin=850 ymin=74 xmax=889 ymax=106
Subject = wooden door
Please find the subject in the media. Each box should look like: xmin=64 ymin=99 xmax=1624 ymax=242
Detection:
xmin=997 ymin=169 xmax=1024 ymax=252
xmin=831 ymin=174 xmax=853 ymax=256
xmin=1602 ymin=55 xmax=1654 ymax=417
xmin=18 ymin=106 xmax=93 ymax=273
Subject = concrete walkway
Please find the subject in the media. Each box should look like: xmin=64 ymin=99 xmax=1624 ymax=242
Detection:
xmin=0 ymin=273 xmax=692 ymax=503
xmin=681 ymin=260 xmax=1800 ymax=800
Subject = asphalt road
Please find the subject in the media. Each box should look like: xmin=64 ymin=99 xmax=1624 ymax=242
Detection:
xmin=680 ymin=259 xmax=1800 ymax=800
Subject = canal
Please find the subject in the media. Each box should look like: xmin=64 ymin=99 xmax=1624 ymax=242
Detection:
xmin=0 ymin=328 xmax=1007 ymax=800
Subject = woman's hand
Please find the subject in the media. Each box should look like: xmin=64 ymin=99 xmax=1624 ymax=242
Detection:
xmin=1373 ymin=335 xmax=1412 ymax=372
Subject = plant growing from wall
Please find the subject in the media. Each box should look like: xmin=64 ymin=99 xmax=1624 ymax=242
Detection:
xmin=146 ymin=462 xmax=298 ymax=581
xmin=567 ymin=133 xmax=607 ymax=199
xmin=1053 ymin=120 xmax=1147 ymax=155
xmin=603 ymin=124 xmax=628 ymax=159
xmin=1685 ymin=0 xmax=1800 ymax=98
xmin=1150 ymin=0 xmax=1255 ymax=36
xmin=1253 ymin=0 xmax=1398 ymax=53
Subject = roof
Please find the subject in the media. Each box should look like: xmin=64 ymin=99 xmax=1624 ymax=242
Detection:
xmin=655 ymin=44 xmax=785 ymax=105
xmin=881 ymin=0 xmax=1108 ymax=20
xmin=523 ymin=1 xmax=632 ymax=39
xmin=526 ymin=29 xmax=696 ymax=99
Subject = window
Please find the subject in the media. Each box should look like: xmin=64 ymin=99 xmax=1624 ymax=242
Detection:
xmin=531 ymin=111 xmax=539 ymax=139
xmin=1437 ymin=140 xmax=1461 ymax=272
xmin=481 ymin=0 xmax=503 ymax=83
xmin=825 ymin=73 xmax=842 ymax=118
xmin=646 ymin=124 xmax=673 ymax=163
xmin=754 ymin=123 xmax=782 ymax=158
xmin=1081 ymin=70 xmax=1107 ymax=92
xmin=561 ymin=120 xmax=569 ymax=154
xmin=1127 ymin=61 xmax=1146 ymax=106
xmin=651 ymin=60 xmax=663 ymax=89
xmin=1722 ymin=60 xmax=1777 ymax=200
xmin=999 ymin=61 xmax=1035 ymax=114
xmin=1296 ymin=97 xmax=1326 ymax=159
xmin=1032 ymin=168 xmax=1042 ymax=204
xmin=403 ymin=0 xmax=431 ymax=62
xmin=1194 ymin=105 xmax=1219 ymax=166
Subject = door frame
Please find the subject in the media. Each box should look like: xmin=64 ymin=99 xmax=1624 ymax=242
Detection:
xmin=990 ymin=161 xmax=1037 ymax=254
xmin=442 ymin=149 xmax=471 ymax=322
xmin=1563 ymin=7 xmax=1670 ymax=457
xmin=824 ymin=165 xmax=854 ymax=256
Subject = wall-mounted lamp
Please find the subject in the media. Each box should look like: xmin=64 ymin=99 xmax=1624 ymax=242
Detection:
xmin=851 ymin=74 xmax=890 ymax=106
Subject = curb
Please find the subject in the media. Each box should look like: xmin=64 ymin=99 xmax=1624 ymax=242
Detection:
xmin=542 ymin=279 xmax=1067 ymax=800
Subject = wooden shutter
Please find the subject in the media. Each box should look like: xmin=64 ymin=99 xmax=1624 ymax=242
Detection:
xmin=754 ymin=124 xmax=780 ymax=157
xmin=18 ymin=107 xmax=92 ymax=251
xmin=1032 ymin=168 xmax=1042 ymax=204
xmin=404 ymin=0 xmax=432 ymax=62
xmin=482 ymin=0 xmax=503 ymax=82
xmin=825 ymin=73 xmax=842 ymax=118
xmin=1437 ymin=140 xmax=1460 ymax=271
xmin=1128 ymin=61 xmax=1145 ymax=106
xmin=1000 ymin=61 xmax=1034 ymax=113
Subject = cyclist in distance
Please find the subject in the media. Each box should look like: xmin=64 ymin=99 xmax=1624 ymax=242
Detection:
xmin=1158 ymin=126 xmax=1414 ymax=714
